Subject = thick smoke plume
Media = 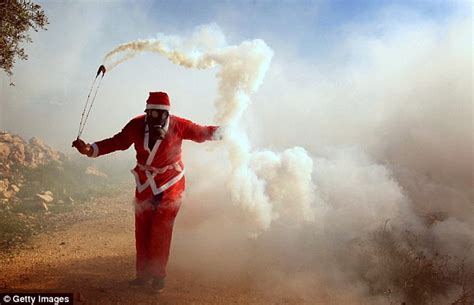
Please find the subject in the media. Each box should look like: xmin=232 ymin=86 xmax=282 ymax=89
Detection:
xmin=104 ymin=24 xmax=315 ymax=232
xmin=102 ymin=19 xmax=472 ymax=304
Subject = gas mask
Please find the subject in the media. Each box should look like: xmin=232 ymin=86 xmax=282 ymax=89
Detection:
xmin=146 ymin=109 xmax=169 ymax=140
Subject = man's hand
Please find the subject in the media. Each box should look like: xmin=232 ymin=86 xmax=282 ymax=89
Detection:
xmin=212 ymin=126 xmax=226 ymax=140
xmin=72 ymin=138 xmax=93 ymax=157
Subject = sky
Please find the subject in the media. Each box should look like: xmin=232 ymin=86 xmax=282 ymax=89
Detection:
xmin=0 ymin=0 xmax=469 ymax=152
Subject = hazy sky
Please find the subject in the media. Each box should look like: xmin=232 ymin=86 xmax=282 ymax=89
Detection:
xmin=0 ymin=0 xmax=470 ymax=152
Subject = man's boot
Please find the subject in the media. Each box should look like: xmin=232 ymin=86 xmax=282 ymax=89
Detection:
xmin=128 ymin=277 xmax=149 ymax=288
xmin=151 ymin=277 xmax=165 ymax=293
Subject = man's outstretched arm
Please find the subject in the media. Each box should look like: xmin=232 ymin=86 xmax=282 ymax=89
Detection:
xmin=72 ymin=120 xmax=135 ymax=157
xmin=179 ymin=117 xmax=221 ymax=143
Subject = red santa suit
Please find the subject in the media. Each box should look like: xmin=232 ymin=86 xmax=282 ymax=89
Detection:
xmin=88 ymin=92 xmax=218 ymax=280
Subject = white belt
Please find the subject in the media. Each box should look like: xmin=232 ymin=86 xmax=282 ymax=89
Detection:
xmin=137 ymin=162 xmax=182 ymax=174
xmin=131 ymin=161 xmax=184 ymax=194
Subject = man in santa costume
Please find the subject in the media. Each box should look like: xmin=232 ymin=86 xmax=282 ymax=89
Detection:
xmin=72 ymin=92 xmax=220 ymax=292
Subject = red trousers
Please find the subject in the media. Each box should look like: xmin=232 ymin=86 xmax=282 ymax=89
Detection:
xmin=134 ymin=177 xmax=185 ymax=279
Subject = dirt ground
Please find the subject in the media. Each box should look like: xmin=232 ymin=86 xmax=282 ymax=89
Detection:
xmin=0 ymin=192 xmax=323 ymax=305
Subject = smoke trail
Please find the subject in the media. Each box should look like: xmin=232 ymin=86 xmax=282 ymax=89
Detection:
xmin=103 ymin=24 xmax=316 ymax=231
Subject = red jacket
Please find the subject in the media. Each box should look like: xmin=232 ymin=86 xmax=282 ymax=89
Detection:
xmin=90 ymin=114 xmax=218 ymax=201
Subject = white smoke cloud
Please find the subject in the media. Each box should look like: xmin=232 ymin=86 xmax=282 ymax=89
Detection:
xmin=103 ymin=24 xmax=316 ymax=232
xmin=169 ymin=11 xmax=472 ymax=304
xmin=312 ymin=146 xmax=413 ymax=238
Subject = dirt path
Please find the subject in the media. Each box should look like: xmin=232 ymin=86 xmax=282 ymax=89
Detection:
xmin=0 ymin=193 xmax=317 ymax=305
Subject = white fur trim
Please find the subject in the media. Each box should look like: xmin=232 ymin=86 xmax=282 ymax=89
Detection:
xmin=143 ymin=116 xmax=169 ymax=156
xmin=90 ymin=143 xmax=99 ymax=158
xmin=131 ymin=166 xmax=185 ymax=195
xmin=136 ymin=116 xmax=179 ymax=195
xmin=144 ymin=125 xmax=150 ymax=153
xmin=150 ymin=169 xmax=184 ymax=195
xmin=146 ymin=104 xmax=170 ymax=111
xmin=146 ymin=137 xmax=162 ymax=165
xmin=131 ymin=168 xmax=150 ymax=193
xmin=146 ymin=170 xmax=157 ymax=193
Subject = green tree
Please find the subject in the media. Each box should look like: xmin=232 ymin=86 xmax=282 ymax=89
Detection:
xmin=0 ymin=0 xmax=48 ymax=76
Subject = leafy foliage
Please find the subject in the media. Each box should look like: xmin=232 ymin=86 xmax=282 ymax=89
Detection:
xmin=0 ymin=0 xmax=48 ymax=76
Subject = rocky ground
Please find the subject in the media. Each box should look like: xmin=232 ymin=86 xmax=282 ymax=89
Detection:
xmin=0 ymin=131 xmax=110 ymax=209
xmin=0 ymin=191 xmax=322 ymax=305
xmin=0 ymin=131 xmax=65 ymax=204
xmin=0 ymin=131 xmax=124 ymax=250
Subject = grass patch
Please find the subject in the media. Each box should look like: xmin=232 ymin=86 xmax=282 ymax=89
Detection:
xmin=355 ymin=226 xmax=474 ymax=305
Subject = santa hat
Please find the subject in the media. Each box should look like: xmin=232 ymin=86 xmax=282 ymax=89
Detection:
xmin=145 ymin=92 xmax=170 ymax=111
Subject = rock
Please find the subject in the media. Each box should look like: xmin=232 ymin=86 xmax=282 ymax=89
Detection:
xmin=0 ymin=143 xmax=11 ymax=160
xmin=0 ymin=131 xmax=70 ymax=206
xmin=36 ymin=191 xmax=54 ymax=203
xmin=0 ymin=132 xmax=13 ymax=143
xmin=26 ymin=136 xmax=64 ymax=166
xmin=0 ymin=179 xmax=14 ymax=199
xmin=0 ymin=179 xmax=8 ymax=192
xmin=2 ymin=190 xmax=14 ymax=199
xmin=10 ymin=143 xmax=26 ymax=164
xmin=12 ymin=136 xmax=23 ymax=144
xmin=29 ymin=137 xmax=46 ymax=147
